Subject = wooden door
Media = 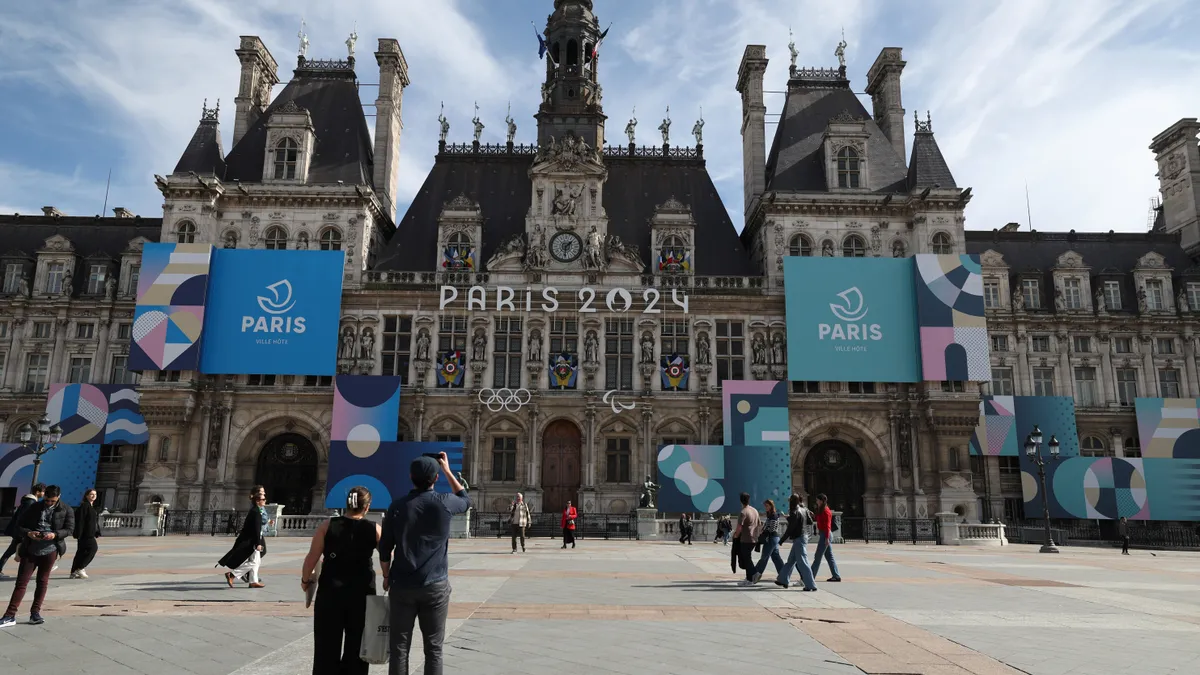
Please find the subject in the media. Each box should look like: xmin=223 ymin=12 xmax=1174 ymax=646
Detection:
xmin=541 ymin=420 xmax=582 ymax=513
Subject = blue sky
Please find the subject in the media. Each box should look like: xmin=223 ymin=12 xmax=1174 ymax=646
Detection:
xmin=1 ymin=0 xmax=1198 ymax=234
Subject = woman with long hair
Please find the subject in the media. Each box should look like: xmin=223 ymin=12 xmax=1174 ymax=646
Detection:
xmin=776 ymin=493 xmax=818 ymax=591
xmin=70 ymin=488 xmax=101 ymax=579
xmin=751 ymin=498 xmax=785 ymax=583
xmin=301 ymin=486 xmax=380 ymax=675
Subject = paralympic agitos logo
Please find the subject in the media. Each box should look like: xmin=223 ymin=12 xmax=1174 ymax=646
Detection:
xmin=818 ymin=287 xmax=882 ymax=343
xmin=241 ymin=279 xmax=307 ymax=334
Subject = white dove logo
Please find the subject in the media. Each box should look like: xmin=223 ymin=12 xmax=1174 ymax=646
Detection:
xmin=257 ymin=280 xmax=296 ymax=315
xmin=829 ymin=287 xmax=867 ymax=322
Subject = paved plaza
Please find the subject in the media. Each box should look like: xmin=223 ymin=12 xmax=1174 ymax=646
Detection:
xmin=0 ymin=535 xmax=1196 ymax=674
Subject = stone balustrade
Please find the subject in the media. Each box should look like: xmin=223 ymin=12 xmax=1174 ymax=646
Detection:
xmin=936 ymin=512 xmax=1007 ymax=546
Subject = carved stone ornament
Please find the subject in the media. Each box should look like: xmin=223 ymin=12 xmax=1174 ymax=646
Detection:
xmin=979 ymin=249 xmax=1006 ymax=267
xmin=1055 ymin=250 xmax=1084 ymax=269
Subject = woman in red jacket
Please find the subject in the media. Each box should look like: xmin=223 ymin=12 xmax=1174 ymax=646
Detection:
xmin=560 ymin=501 xmax=577 ymax=549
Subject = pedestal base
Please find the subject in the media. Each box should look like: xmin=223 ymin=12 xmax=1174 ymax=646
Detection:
xmin=1039 ymin=543 xmax=1060 ymax=553
xmin=636 ymin=508 xmax=659 ymax=540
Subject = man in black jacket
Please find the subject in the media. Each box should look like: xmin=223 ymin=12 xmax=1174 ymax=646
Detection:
xmin=0 ymin=484 xmax=74 ymax=627
xmin=217 ymin=486 xmax=270 ymax=589
xmin=0 ymin=483 xmax=44 ymax=578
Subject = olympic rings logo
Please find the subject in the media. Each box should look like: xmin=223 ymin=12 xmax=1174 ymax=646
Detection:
xmin=478 ymin=388 xmax=532 ymax=412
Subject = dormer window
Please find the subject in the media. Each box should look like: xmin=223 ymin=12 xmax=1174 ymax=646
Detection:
xmin=175 ymin=220 xmax=196 ymax=243
xmin=842 ymin=234 xmax=867 ymax=258
xmin=837 ymin=147 xmax=861 ymax=189
xmin=1145 ymin=279 xmax=1165 ymax=310
xmin=264 ymin=226 xmax=288 ymax=250
xmin=658 ymin=235 xmax=690 ymax=274
xmin=45 ymin=262 xmax=65 ymax=294
xmin=319 ymin=228 xmax=343 ymax=251
xmin=931 ymin=232 xmax=952 ymax=254
xmin=789 ymin=234 xmax=812 ymax=257
xmin=273 ymin=138 xmax=299 ymax=180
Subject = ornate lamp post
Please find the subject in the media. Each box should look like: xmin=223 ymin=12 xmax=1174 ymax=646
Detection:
xmin=18 ymin=414 xmax=63 ymax=489
xmin=1024 ymin=425 xmax=1060 ymax=553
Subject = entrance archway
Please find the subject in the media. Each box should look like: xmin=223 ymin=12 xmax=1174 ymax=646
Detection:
xmin=254 ymin=433 xmax=318 ymax=515
xmin=803 ymin=440 xmax=866 ymax=518
xmin=541 ymin=420 xmax=581 ymax=513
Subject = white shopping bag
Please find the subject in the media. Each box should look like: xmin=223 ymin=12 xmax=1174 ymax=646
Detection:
xmin=359 ymin=594 xmax=390 ymax=664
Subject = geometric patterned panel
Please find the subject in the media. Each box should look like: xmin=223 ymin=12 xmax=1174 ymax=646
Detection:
xmin=914 ymin=254 xmax=990 ymax=381
xmin=331 ymin=375 xmax=401 ymax=449
xmin=721 ymin=380 xmax=789 ymax=449
xmin=1021 ymin=456 xmax=1200 ymax=521
xmin=0 ymin=442 xmax=101 ymax=508
xmin=45 ymin=384 xmax=149 ymax=446
xmin=129 ymin=243 xmax=212 ymax=371
xmin=656 ymin=444 xmax=791 ymax=514
xmin=324 ymin=441 xmax=464 ymax=510
xmin=969 ymin=395 xmax=1077 ymax=457
xmin=1135 ymin=397 xmax=1200 ymax=458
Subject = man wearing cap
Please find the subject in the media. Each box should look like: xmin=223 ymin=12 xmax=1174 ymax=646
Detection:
xmin=379 ymin=452 xmax=470 ymax=675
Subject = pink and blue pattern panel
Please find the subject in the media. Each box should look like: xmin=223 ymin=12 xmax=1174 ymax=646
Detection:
xmin=0 ymin=442 xmax=101 ymax=508
xmin=332 ymin=375 xmax=401 ymax=453
xmin=914 ymin=254 xmax=990 ymax=382
xmin=721 ymin=380 xmax=789 ymax=450
xmin=1021 ymin=456 xmax=1200 ymax=521
xmin=129 ymin=243 xmax=212 ymax=371
xmin=1135 ymin=397 xmax=1200 ymax=458
xmin=656 ymin=444 xmax=791 ymax=513
xmin=969 ymin=396 xmax=1078 ymax=458
xmin=45 ymin=384 xmax=148 ymax=446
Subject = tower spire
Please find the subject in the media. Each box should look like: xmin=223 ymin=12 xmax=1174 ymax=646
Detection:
xmin=535 ymin=0 xmax=607 ymax=147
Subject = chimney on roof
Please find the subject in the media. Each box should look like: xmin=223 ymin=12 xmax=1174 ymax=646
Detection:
xmin=233 ymin=36 xmax=280 ymax=148
xmin=373 ymin=38 xmax=410 ymax=223
xmin=42 ymin=206 xmax=65 ymax=217
xmin=1150 ymin=118 xmax=1200 ymax=254
xmin=1001 ymin=222 xmax=1021 ymax=232
xmin=865 ymin=48 xmax=907 ymax=168
xmin=112 ymin=207 xmax=134 ymax=218
xmin=736 ymin=45 xmax=768 ymax=226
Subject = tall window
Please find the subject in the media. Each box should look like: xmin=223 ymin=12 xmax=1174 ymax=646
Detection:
xmin=660 ymin=436 xmax=689 ymax=449
xmin=991 ymin=367 xmax=1014 ymax=396
xmin=715 ymin=320 xmax=745 ymax=383
xmin=1116 ymin=368 xmax=1138 ymax=406
xmin=1063 ymin=278 xmax=1082 ymax=309
xmin=999 ymin=456 xmax=1021 ymax=475
xmin=273 ymin=138 xmax=299 ymax=180
xmin=86 ymin=264 xmax=107 ymax=294
xmin=549 ymin=318 xmax=578 ymax=356
xmin=158 ymin=437 xmax=171 ymax=462
xmin=117 ymin=323 xmax=132 ymax=341
xmin=605 ymin=318 xmax=634 ymax=391
xmin=1114 ymin=337 xmax=1132 ymax=354
xmin=836 ymin=147 xmax=861 ymax=188
xmin=842 ymin=234 xmax=866 ymax=258
xmin=990 ymin=335 xmax=1009 ymax=352
xmin=25 ymin=354 xmax=49 ymax=393
xmin=110 ymin=355 xmax=139 ymax=385
xmin=45 ymin=262 xmax=65 ymax=295
xmin=1159 ymin=369 xmax=1181 ymax=398
xmin=1156 ymin=338 xmax=1175 ymax=355
xmin=125 ymin=264 xmax=140 ymax=296
xmin=264 ymin=226 xmax=288 ymax=250
xmin=931 ymin=232 xmax=952 ymax=254
xmin=491 ymin=437 xmax=517 ymax=482
xmin=1145 ymin=279 xmax=1164 ymax=310
xmin=0 ymin=322 xmax=6 ymax=339
xmin=76 ymin=323 xmax=95 ymax=339
xmin=382 ymin=316 xmax=413 ymax=384
xmin=1021 ymin=278 xmax=1041 ymax=309
xmin=983 ymin=281 xmax=1001 ymax=309
xmin=661 ymin=319 xmax=689 ymax=356
xmin=1104 ymin=280 xmax=1122 ymax=310
xmin=789 ymin=234 xmax=812 ymax=257
xmin=175 ymin=221 xmax=196 ymax=243
xmin=2 ymin=263 xmax=21 ymax=294
xmin=32 ymin=322 xmax=51 ymax=339
xmin=605 ymin=437 xmax=631 ymax=483
xmin=1031 ymin=335 xmax=1050 ymax=352
xmin=1081 ymin=436 xmax=1108 ymax=457
xmin=1124 ymin=437 xmax=1142 ymax=458
xmin=247 ymin=374 xmax=276 ymax=386
xmin=68 ymin=356 xmax=92 ymax=383
xmin=0 ymin=353 xmax=5 ymax=385
xmin=99 ymin=445 xmax=122 ymax=464
xmin=1072 ymin=336 xmax=1091 ymax=353
xmin=492 ymin=318 xmax=523 ymax=388
xmin=438 ymin=316 xmax=468 ymax=354
xmin=941 ymin=380 xmax=966 ymax=393
xmin=1188 ymin=282 xmax=1200 ymax=312
xmin=319 ymin=228 xmax=343 ymax=251
xmin=1074 ymin=367 xmax=1098 ymax=407
xmin=1032 ymin=368 xmax=1055 ymax=397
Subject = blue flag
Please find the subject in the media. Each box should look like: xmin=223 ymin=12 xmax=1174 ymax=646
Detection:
xmin=534 ymin=25 xmax=547 ymax=59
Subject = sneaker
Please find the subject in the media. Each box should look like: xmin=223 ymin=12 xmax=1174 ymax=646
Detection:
xmin=521 ymin=547 xmax=526 ymax=552
xmin=78 ymin=569 xmax=88 ymax=579
xmin=69 ymin=571 xmax=79 ymax=579
xmin=751 ymin=572 xmax=762 ymax=584
xmin=737 ymin=580 xmax=755 ymax=587
xmin=773 ymin=579 xmax=789 ymax=589
xmin=511 ymin=550 xmax=516 ymax=554
xmin=828 ymin=577 xmax=842 ymax=582
xmin=50 ymin=565 xmax=58 ymax=573
xmin=28 ymin=614 xmax=44 ymax=626
xmin=802 ymin=587 xmax=818 ymax=592
xmin=0 ymin=616 xmax=14 ymax=629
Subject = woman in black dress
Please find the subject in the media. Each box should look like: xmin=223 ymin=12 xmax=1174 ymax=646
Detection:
xmin=301 ymin=486 xmax=381 ymax=675
xmin=70 ymin=488 xmax=101 ymax=579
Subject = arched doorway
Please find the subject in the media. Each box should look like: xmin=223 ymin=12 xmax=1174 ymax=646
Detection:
xmin=254 ymin=434 xmax=318 ymax=515
xmin=803 ymin=440 xmax=866 ymax=518
xmin=541 ymin=420 xmax=581 ymax=514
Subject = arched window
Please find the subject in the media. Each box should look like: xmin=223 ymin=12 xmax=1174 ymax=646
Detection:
xmin=842 ymin=234 xmax=866 ymax=258
xmin=273 ymin=138 xmax=299 ymax=180
xmin=932 ymin=232 xmax=953 ymax=254
xmin=837 ymin=147 xmax=861 ymax=189
xmin=264 ymin=226 xmax=288 ymax=250
xmin=566 ymin=39 xmax=579 ymax=66
xmin=175 ymin=220 xmax=196 ymax=243
xmin=1081 ymin=435 xmax=1107 ymax=457
xmin=448 ymin=232 xmax=472 ymax=260
xmin=789 ymin=234 xmax=812 ymax=257
xmin=319 ymin=228 xmax=343 ymax=251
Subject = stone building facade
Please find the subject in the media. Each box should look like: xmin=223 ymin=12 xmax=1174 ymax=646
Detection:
xmin=3 ymin=1 xmax=1198 ymax=521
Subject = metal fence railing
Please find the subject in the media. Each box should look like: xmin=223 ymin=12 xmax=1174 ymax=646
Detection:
xmin=161 ymin=510 xmax=244 ymax=536
xmin=469 ymin=512 xmax=637 ymax=540
xmin=838 ymin=517 xmax=940 ymax=544
xmin=1008 ymin=519 xmax=1200 ymax=549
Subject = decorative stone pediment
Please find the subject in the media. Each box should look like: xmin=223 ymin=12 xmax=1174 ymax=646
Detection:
xmin=979 ymin=249 xmax=1006 ymax=268
xmin=42 ymin=235 xmax=74 ymax=252
xmin=533 ymin=134 xmax=605 ymax=174
xmin=1136 ymin=252 xmax=1168 ymax=270
xmin=1054 ymin=250 xmax=1086 ymax=269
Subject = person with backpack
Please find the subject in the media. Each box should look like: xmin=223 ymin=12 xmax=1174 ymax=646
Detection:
xmin=775 ymin=494 xmax=818 ymax=591
xmin=810 ymin=493 xmax=842 ymax=583
xmin=0 ymin=483 xmax=44 ymax=578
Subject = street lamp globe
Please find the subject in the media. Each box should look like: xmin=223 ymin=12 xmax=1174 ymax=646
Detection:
xmin=49 ymin=424 xmax=63 ymax=445
xmin=18 ymin=423 xmax=33 ymax=444
xmin=1024 ymin=435 xmax=1036 ymax=456
xmin=1048 ymin=435 xmax=1060 ymax=457
xmin=1030 ymin=425 xmax=1043 ymax=446
xmin=36 ymin=413 xmax=51 ymax=435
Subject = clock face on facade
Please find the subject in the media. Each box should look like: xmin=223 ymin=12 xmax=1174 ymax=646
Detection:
xmin=550 ymin=231 xmax=583 ymax=262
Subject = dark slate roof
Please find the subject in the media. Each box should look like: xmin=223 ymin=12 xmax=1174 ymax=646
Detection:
xmin=173 ymin=115 xmax=226 ymax=176
xmin=764 ymin=76 xmax=908 ymax=193
xmin=221 ymin=62 xmax=374 ymax=185
xmin=374 ymin=153 xmax=755 ymax=275
xmin=907 ymin=130 xmax=956 ymax=189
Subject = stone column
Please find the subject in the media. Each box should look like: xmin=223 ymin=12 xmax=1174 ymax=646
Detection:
xmin=1099 ymin=338 xmax=1116 ymax=404
xmin=527 ymin=405 xmax=541 ymax=488
xmin=1056 ymin=332 xmax=1074 ymax=398
xmin=95 ymin=315 xmax=112 ymax=381
xmin=584 ymin=405 xmax=597 ymax=487
xmin=1015 ymin=335 xmax=1031 ymax=395
xmin=888 ymin=412 xmax=901 ymax=498
xmin=641 ymin=406 xmax=653 ymax=487
xmin=3 ymin=318 xmax=25 ymax=390
xmin=49 ymin=318 xmax=68 ymax=382
xmin=196 ymin=404 xmax=212 ymax=486
xmin=217 ymin=405 xmax=234 ymax=484
xmin=1187 ymin=334 xmax=1200 ymax=397
xmin=1111 ymin=432 xmax=1126 ymax=458
xmin=470 ymin=404 xmax=482 ymax=487
xmin=1140 ymin=336 xmax=1156 ymax=396
xmin=909 ymin=412 xmax=922 ymax=495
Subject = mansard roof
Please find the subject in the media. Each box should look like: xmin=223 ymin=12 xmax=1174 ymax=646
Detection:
xmin=173 ymin=108 xmax=226 ymax=177
xmin=374 ymin=149 xmax=755 ymax=275
xmin=764 ymin=73 xmax=908 ymax=193
xmin=907 ymin=126 xmax=956 ymax=190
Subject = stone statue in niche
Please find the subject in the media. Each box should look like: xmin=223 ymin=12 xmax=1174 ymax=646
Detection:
xmin=360 ymin=327 xmax=375 ymax=359
xmin=472 ymin=330 xmax=488 ymax=362
xmin=296 ymin=233 xmax=309 ymax=250
xmin=1137 ymin=289 xmax=1148 ymax=313
xmin=340 ymin=326 xmax=357 ymax=359
xmin=552 ymin=185 xmax=581 ymax=217
xmin=224 ymin=231 xmax=238 ymax=248
xmin=61 ymin=271 xmax=73 ymax=297
xmin=1095 ymin=287 xmax=1106 ymax=313
xmin=1054 ymin=288 xmax=1066 ymax=312
xmin=696 ymin=332 xmax=711 ymax=365
xmin=584 ymin=227 xmax=605 ymax=270
xmin=1178 ymin=288 xmax=1190 ymax=314
xmin=822 ymin=240 xmax=835 ymax=257
xmin=584 ymin=330 xmax=599 ymax=363
xmin=104 ymin=276 xmax=117 ymax=300
xmin=640 ymin=332 xmax=655 ymax=364
xmin=751 ymin=333 xmax=768 ymax=365
xmin=528 ymin=329 xmax=543 ymax=362
xmin=415 ymin=328 xmax=431 ymax=361
xmin=771 ymin=333 xmax=786 ymax=365
xmin=892 ymin=240 xmax=905 ymax=258
xmin=16 ymin=274 xmax=29 ymax=297
xmin=1012 ymin=288 xmax=1024 ymax=311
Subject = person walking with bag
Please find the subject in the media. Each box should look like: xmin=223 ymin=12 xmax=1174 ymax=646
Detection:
xmin=379 ymin=452 xmax=471 ymax=675
xmin=302 ymin=486 xmax=380 ymax=675
xmin=217 ymin=486 xmax=270 ymax=589
xmin=0 ymin=484 xmax=74 ymax=627
xmin=70 ymin=488 xmax=101 ymax=579
xmin=733 ymin=493 xmax=761 ymax=586
xmin=510 ymin=493 xmax=531 ymax=554
xmin=561 ymin=501 xmax=577 ymax=549
xmin=775 ymin=494 xmax=818 ymax=591
xmin=751 ymin=499 xmax=785 ymax=583
xmin=810 ymin=493 xmax=842 ymax=583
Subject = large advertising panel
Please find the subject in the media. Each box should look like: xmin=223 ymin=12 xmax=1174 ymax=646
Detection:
xmin=784 ymin=257 xmax=921 ymax=383
xmin=0 ymin=443 xmax=101 ymax=509
xmin=914 ymin=254 xmax=990 ymax=381
xmin=129 ymin=243 xmax=213 ymax=371
xmin=969 ymin=395 xmax=1080 ymax=458
xmin=199 ymin=250 xmax=345 ymax=375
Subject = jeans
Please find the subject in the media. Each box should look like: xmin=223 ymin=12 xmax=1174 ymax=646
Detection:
xmin=811 ymin=532 xmax=841 ymax=579
xmin=777 ymin=535 xmax=817 ymax=589
xmin=72 ymin=537 xmax=98 ymax=573
xmin=511 ymin=525 xmax=526 ymax=552
xmin=5 ymin=551 xmax=57 ymax=617
xmin=389 ymin=579 xmax=451 ymax=675
xmin=313 ymin=587 xmax=371 ymax=675
xmin=754 ymin=535 xmax=783 ymax=577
